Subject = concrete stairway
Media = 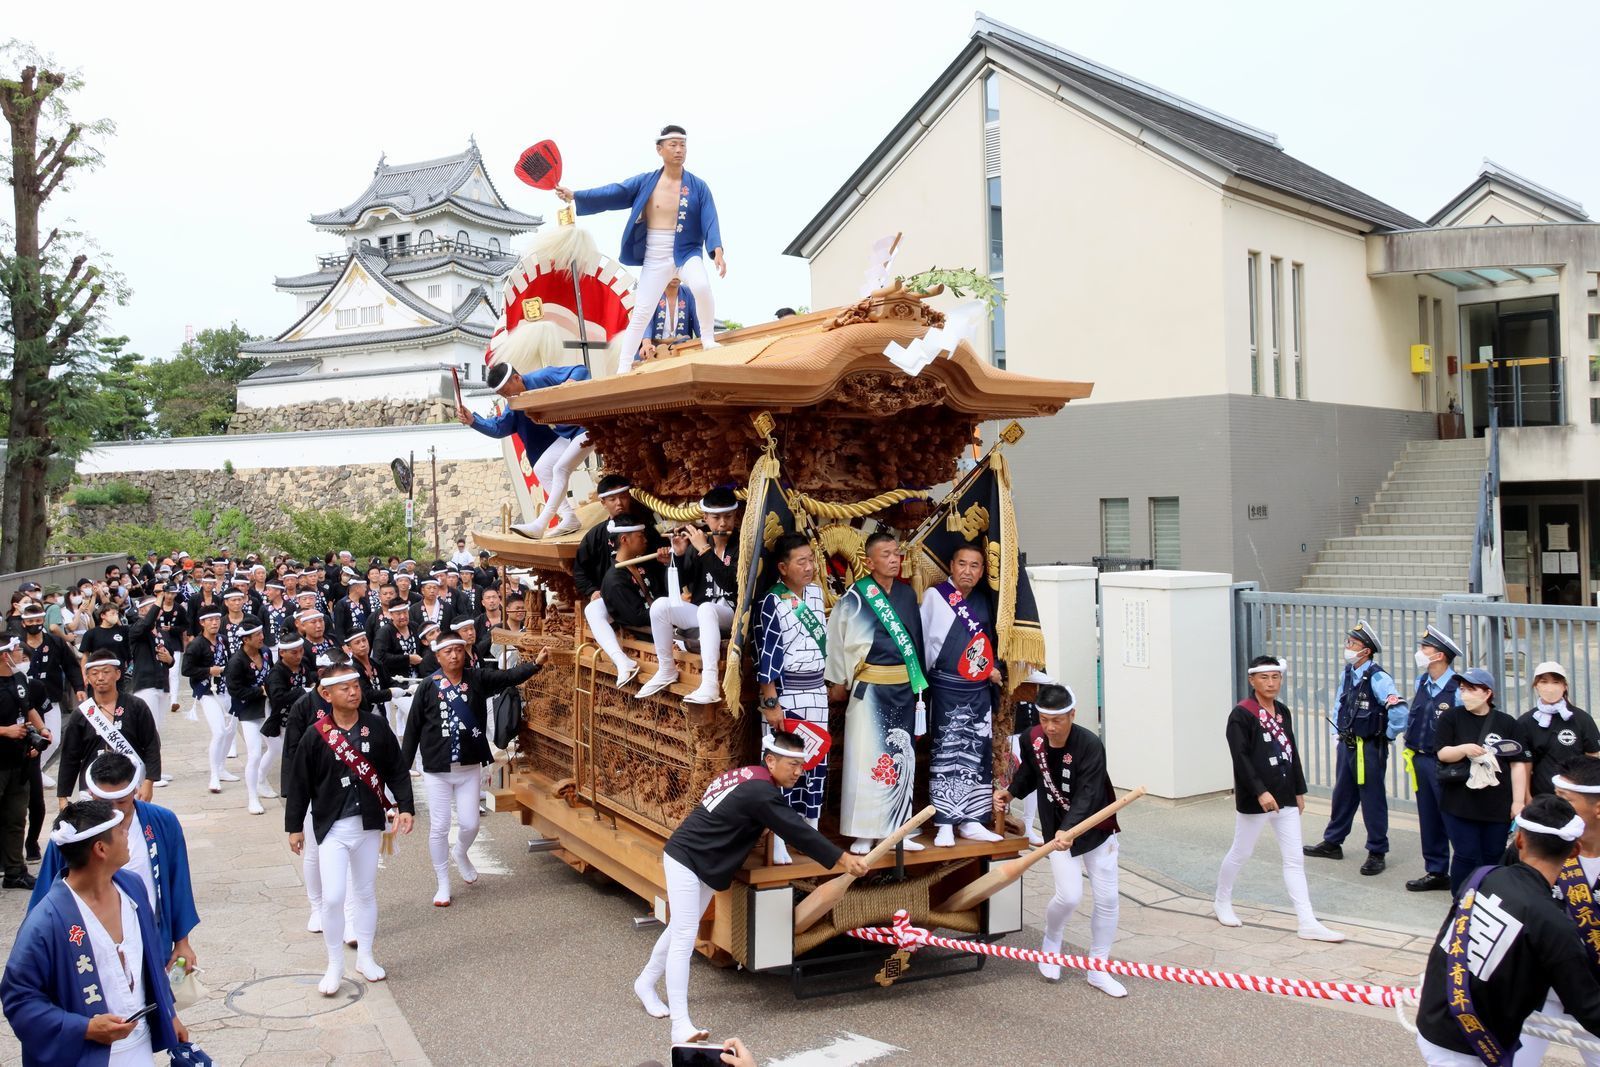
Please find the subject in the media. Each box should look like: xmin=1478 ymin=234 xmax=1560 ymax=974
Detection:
xmin=1298 ymin=438 xmax=1483 ymax=597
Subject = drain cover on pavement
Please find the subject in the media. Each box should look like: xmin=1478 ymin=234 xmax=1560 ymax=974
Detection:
xmin=225 ymin=974 xmax=365 ymax=1018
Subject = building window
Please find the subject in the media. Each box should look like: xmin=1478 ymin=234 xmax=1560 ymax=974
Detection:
xmin=1150 ymin=497 xmax=1180 ymax=568
xmin=418 ymin=228 xmax=434 ymax=246
xmin=488 ymin=237 xmax=501 ymax=254
xmin=1247 ymin=253 xmax=1261 ymax=395
xmin=335 ymin=308 xmax=358 ymax=329
xmin=1589 ymin=313 xmax=1599 ymax=341
xmin=395 ymin=234 xmax=408 ymax=253
xmin=986 ymin=177 xmax=1005 ymax=275
xmin=359 ymin=305 xmax=381 ymax=326
xmin=988 ymin=293 xmax=1007 ymax=370
xmin=1291 ymin=263 xmax=1305 ymax=399
xmin=1270 ymin=257 xmax=1283 ymax=397
xmin=984 ymin=71 xmax=1000 ymax=122
xmin=1100 ymin=498 xmax=1130 ymax=557
xmin=456 ymin=229 xmax=470 ymax=247
xmin=1592 ymin=398 xmax=1600 ymax=424
xmin=377 ymin=236 xmax=390 ymax=253
xmin=305 ymin=299 xmax=317 ymax=313
xmin=427 ymin=284 xmax=442 ymax=299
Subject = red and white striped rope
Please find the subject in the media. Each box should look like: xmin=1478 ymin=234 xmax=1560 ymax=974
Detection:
xmin=847 ymin=910 xmax=1420 ymax=1009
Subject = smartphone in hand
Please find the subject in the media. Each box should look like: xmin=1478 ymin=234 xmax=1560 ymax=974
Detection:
xmin=671 ymin=1044 xmax=725 ymax=1067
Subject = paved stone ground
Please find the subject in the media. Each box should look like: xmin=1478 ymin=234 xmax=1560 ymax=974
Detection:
xmin=2 ymin=703 xmax=1581 ymax=1065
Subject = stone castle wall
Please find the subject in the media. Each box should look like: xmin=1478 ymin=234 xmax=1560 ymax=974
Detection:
xmin=227 ymin=398 xmax=452 ymax=435
xmin=62 ymin=457 xmax=515 ymax=551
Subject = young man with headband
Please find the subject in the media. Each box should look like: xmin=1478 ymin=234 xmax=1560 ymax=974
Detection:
xmin=30 ymin=752 xmax=200 ymax=975
xmin=637 ymin=486 xmax=741 ymax=706
xmin=592 ymin=515 xmax=669 ymax=687
xmin=1415 ymin=794 xmax=1600 ymax=1065
xmin=286 ymin=656 xmax=415 ymax=994
xmin=182 ymin=606 xmax=235 ymax=795
xmin=55 ymin=649 xmax=161 ymax=808
xmin=1213 ymin=656 xmax=1343 ymax=942
xmin=2 ymin=798 xmax=192 ymax=1063
xmin=556 ymin=124 xmax=725 ymax=373
xmin=994 ymin=681 xmax=1128 ymax=998
xmin=633 ymin=730 xmax=866 ymax=1044
xmin=402 ymin=634 xmax=545 ymax=906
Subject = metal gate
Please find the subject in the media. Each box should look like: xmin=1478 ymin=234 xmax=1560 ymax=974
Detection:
xmin=1231 ymin=586 xmax=1600 ymax=806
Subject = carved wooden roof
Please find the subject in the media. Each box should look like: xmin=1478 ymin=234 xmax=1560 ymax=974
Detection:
xmin=506 ymin=285 xmax=1090 ymax=499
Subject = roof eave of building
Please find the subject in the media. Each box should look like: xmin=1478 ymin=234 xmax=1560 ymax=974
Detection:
xmin=242 ymin=324 xmax=492 ymax=361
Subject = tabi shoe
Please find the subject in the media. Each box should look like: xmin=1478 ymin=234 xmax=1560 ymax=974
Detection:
xmin=901 ymin=835 xmax=925 ymax=852
xmin=546 ymin=514 xmax=583 ymax=538
xmin=510 ymin=522 xmax=546 ymax=540
xmin=614 ymin=660 xmax=641 ymax=687
xmin=257 ymin=784 xmax=278 ymax=799
xmin=1086 ymin=970 xmax=1128 ymax=998
xmin=39 ymin=773 xmax=54 ymax=789
xmin=218 ymin=769 xmax=240 ymax=783
xmin=770 ymin=837 xmax=793 ymax=865
xmin=453 ymin=843 xmax=479 ymax=884
xmin=3 ymin=872 xmax=37 ymax=890
xmin=1406 ymin=872 xmax=1450 ymax=893
xmin=1212 ymin=899 xmax=1243 ymax=928
xmin=1302 ymin=840 xmax=1343 ymax=860
xmin=355 ymin=955 xmax=386 ymax=982
xmin=672 ymin=1022 xmax=711 ymax=1045
xmin=958 ymin=821 xmax=1003 ymax=843
xmin=1038 ymin=937 xmax=1062 ymax=981
xmin=433 ymin=883 xmax=452 ymax=908
xmin=160 ymin=773 xmax=173 ymax=782
xmin=207 ymin=778 xmax=222 ymax=795
xmin=933 ymin=825 xmax=956 ymax=848
xmin=1360 ymin=853 xmax=1386 ymax=876
xmin=153 ymin=779 xmax=169 ymax=788
xmin=635 ymin=669 xmax=679 ymax=700
xmin=1026 ymin=828 xmax=1045 ymax=847
xmin=248 ymin=800 xmax=265 ymax=816
xmin=850 ymin=838 xmax=875 ymax=855
xmin=317 ymin=966 xmax=344 ymax=996
xmin=634 ymin=974 xmax=670 ymax=1018
xmin=1297 ymin=921 xmax=1346 ymax=943
xmin=683 ymin=681 xmax=723 ymax=705
xmin=307 ymin=908 xmax=323 ymax=933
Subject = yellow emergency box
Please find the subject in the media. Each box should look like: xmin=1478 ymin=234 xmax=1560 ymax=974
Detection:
xmin=1410 ymin=343 xmax=1433 ymax=374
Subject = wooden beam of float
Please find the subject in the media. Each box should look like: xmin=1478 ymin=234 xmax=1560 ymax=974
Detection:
xmin=937 ymin=787 xmax=1147 ymax=913
xmin=793 ymin=805 xmax=935 ymax=936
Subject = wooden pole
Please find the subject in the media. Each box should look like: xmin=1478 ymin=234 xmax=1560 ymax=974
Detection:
xmin=430 ymin=446 xmax=441 ymax=560
xmin=937 ymin=786 xmax=1147 ymax=913
xmin=793 ymin=806 xmax=934 ymax=936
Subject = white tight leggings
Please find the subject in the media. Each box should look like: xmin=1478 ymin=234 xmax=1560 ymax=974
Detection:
xmin=132 ymin=688 xmax=166 ymax=740
xmin=1044 ymin=835 xmax=1121 ymax=960
xmin=302 ymin=811 xmax=357 ymax=932
xmin=423 ymin=766 xmax=482 ymax=888
xmin=584 ymin=600 xmax=632 ymax=673
xmin=614 ymin=232 xmax=717 ymax=374
xmin=318 ymin=816 xmax=380 ymax=969
xmin=649 ymin=599 xmax=732 ymax=676
xmin=240 ymin=721 xmax=282 ymax=804
xmin=529 ymin=432 xmax=592 ymax=530
xmin=1215 ymin=808 xmax=1316 ymax=924
xmin=640 ymin=853 xmax=714 ymax=1031
xmin=199 ymin=694 xmax=234 ymax=784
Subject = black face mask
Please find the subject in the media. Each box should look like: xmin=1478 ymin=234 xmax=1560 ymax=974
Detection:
xmin=23 ymin=625 xmax=42 ymax=635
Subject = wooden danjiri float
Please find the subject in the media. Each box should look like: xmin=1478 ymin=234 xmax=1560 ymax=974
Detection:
xmin=476 ymin=282 xmax=1090 ymax=992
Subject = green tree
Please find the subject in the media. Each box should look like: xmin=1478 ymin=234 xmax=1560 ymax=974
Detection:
xmin=88 ymin=336 xmax=156 ymax=442
xmin=0 ymin=42 xmax=122 ymax=571
xmin=142 ymin=323 xmax=261 ymax=437
xmin=266 ymin=501 xmax=409 ymax=562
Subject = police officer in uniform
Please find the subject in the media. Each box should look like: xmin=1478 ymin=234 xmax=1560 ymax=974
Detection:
xmin=1403 ymin=626 xmax=1463 ymax=893
xmin=1304 ymin=620 xmax=1406 ymax=876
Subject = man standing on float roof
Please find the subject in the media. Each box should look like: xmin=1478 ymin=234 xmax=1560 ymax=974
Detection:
xmin=555 ymin=124 xmax=724 ymax=374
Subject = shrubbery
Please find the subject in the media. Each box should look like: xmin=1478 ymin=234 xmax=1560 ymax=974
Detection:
xmin=67 ymin=480 xmax=151 ymax=507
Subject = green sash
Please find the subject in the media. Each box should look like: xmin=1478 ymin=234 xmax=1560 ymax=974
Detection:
xmin=852 ymin=577 xmax=928 ymax=695
xmin=771 ymin=582 xmax=826 ymax=655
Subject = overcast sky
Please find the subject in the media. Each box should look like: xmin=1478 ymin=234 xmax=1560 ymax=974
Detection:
xmin=9 ymin=0 xmax=1600 ymax=360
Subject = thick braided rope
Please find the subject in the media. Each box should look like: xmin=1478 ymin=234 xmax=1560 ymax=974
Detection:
xmin=627 ymin=486 xmax=927 ymax=523
xmin=848 ymin=911 xmax=1413 ymax=1008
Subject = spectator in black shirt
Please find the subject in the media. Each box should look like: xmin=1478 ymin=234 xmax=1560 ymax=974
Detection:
xmin=78 ymin=603 xmax=131 ymax=685
xmin=1515 ymin=660 xmax=1599 ymax=800
xmin=1436 ymin=666 xmax=1531 ymax=894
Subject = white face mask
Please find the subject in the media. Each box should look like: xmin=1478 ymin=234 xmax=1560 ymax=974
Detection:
xmin=1343 ymin=649 xmax=1359 ymax=665
xmin=1414 ymin=650 xmax=1432 ymax=670
xmin=1460 ymin=688 xmax=1489 ymax=712
xmin=1536 ymin=681 xmax=1567 ymax=705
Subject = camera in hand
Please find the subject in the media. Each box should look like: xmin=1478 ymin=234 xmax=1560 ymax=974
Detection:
xmin=23 ymin=726 xmax=49 ymax=757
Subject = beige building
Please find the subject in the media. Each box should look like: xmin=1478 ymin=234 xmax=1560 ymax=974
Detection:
xmin=789 ymin=14 xmax=1600 ymax=602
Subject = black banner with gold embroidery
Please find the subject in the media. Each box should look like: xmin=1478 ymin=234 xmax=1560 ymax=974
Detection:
xmin=914 ymin=452 xmax=1045 ymax=688
xmin=720 ymin=453 xmax=800 ymax=712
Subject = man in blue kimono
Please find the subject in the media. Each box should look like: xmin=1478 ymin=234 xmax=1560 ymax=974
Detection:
xmin=637 ymin=276 xmax=700 ymax=363
xmin=31 ymin=752 xmax=199 ymax=971
xmin=2 ymin=798 xmax=191 ymax=1066
xmin=919 ymin=541 xmax=1005 ymax=848
xmin=458 ymin=361 xmax=591 ymax=539
xmin=556 ymin=124 xmax=724 ymax=373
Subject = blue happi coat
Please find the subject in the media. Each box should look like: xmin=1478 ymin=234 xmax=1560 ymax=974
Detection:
xmin=2 ymin=870 xmax=180 ymax=1067
xmin=574 ymin=168 xmax=723 ymax=267
xmin=30 ymin=800 xmax=199 ymax=960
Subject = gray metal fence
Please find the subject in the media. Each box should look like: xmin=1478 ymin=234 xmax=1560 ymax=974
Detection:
xmin=1231 ymin=586 xmax=1600 ymax=807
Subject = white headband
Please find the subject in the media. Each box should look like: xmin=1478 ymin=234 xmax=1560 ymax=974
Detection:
xmin=700 ymin=502 xmax=739 ymax=515
xmin=277 ymin=636 xmax=305 ymax=650
xmin=86 ymin=755 xmax=144 ymax=800
xmin=450 ymin=618 xmax=476 ymax=631
xmin=49 ymin=807 xmax=125 ymax=846
xmin=608 ymin=520 xmax=646 ymax=534
xmin=1553 ymin=774 xmax=1600 ymax=795
xmin=761 ymin=735 xmax=806 ymax=759
xmin=1248 ymin=658 xmax=1288 ymax=676
xmin=296 ymin=609 xmax=323 ymax=621
xmin=598 ymin=485 xmax=631 ymax=498
xmin=432 ymin=636 xmax=467 ymax=651
xmin=1517 ymin=813 xmax=1586 ymax=842
xmin=238 ymin=623 xmax=262 ymax=636
xmin=319 ymin=670 xmax=359 ymax=686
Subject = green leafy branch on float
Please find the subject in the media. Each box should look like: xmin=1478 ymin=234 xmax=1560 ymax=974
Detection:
xmin=898 ymin=267 xmax=1006 ymax=318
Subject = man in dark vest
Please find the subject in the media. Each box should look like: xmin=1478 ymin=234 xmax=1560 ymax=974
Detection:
xmin=1403 ymin=626 xmax=1463 ymax=893
xmin=1304 ymin=620 xmax=1406 ymax=876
